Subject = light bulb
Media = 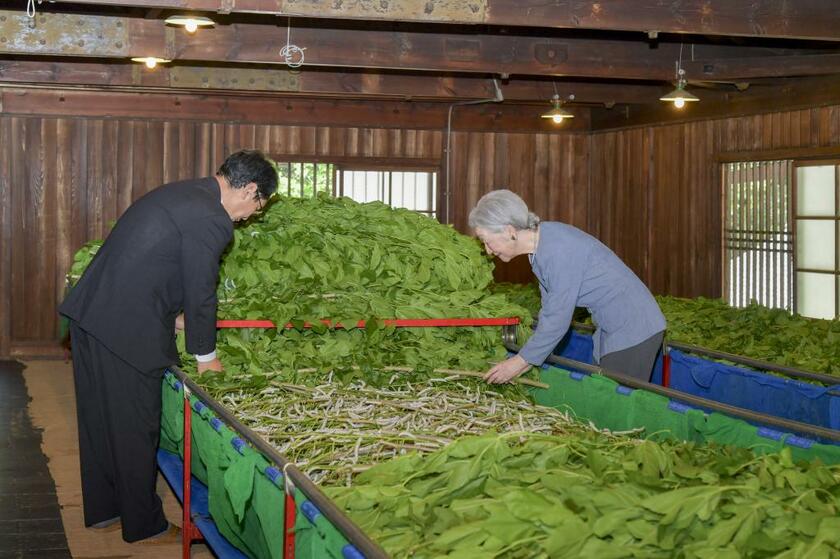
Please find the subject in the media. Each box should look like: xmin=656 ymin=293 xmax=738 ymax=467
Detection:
xmin=184 ymin=19 xmax=198 ymax=33
xmin=674 ymin=97 xmax=685 ymax=109
xmin=144 ymin=57 xmax=157 ymax=69
xmin=552 ymin=114 xmax=564 ymax=124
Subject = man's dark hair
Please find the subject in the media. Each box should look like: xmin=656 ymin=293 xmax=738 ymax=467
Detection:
xmin=217 ymin=150 xmax=278 ymax=200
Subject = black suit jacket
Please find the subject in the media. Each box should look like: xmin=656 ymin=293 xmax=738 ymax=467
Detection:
xmin=60 ymin=177 xmax=233 ymax=373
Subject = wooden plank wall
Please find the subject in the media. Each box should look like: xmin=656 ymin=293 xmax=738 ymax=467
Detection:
xmin=589 ymin=106 xmax=840 ymax=299
xmin=0 ymin=115 xmax=582 ymax=356
xmin=449 ymin=131 xmax=591 ymax=283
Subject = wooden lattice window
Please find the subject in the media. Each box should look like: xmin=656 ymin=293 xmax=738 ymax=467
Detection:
xmin=273 ymin=161 xmax=337 ymax=198
xmin=723 ymin=160 xmax=794 ymax=311
xmin=272 ymin=161 xmax=437 ymax=219
xmin=337 ymin=168 xmax=438 ymax=219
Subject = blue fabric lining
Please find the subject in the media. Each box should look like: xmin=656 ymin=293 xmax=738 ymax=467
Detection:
xmin=553 ymin=331 xmax=840 ymax=437
xmin=669 ymin=349 xmax=840 ymax=433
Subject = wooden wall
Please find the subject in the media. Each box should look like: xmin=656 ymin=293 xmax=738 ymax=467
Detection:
xmin=589 ymin=106 xmax=840 ymax=299
xmin=449 ymin=131 xmax=591 ymax=283
xmin=0 ymin=110 xmax=583 ymax=357
xmin=5 ymin=87 xmax=839 ymax=358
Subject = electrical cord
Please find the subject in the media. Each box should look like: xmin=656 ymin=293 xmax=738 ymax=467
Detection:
xmin=280 ymin=17 xmax=305 ymax=68
xmin=444 ymin=79 xmax=504 ymax=224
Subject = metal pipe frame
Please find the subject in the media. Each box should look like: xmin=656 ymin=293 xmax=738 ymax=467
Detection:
xmin=166 ymin=366 xmax=389 ymax=559
xmin=504 ymin=340 xmax=840 ymax=443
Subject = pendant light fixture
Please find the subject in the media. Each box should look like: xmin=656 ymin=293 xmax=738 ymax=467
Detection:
xmin=660 ymin=44 xmax=699 ymax=109
xmin=130 ymin=56 xmax=171 ymax=69
xmin=541 ymin=84 xmax=575 ymax=124
xmin=660 ymin=68 xmax=700 ymax=108
xmin=165 ymin=15 xmax=215 ymax=33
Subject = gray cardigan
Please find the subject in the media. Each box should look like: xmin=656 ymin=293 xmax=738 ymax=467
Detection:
xmin=519 ymin=222 xmax=666 ymax=365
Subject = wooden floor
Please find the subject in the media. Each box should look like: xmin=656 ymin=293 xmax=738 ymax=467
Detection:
xmin=6 ymin=359 xmax=213 ymax=558
xmin=0 ymin=360 xmax=70 ymax=559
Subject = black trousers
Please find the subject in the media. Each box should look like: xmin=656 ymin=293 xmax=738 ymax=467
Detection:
xmin=69 ymin=323 xmax=168 ymax=542
xmin=600 ymin=331 xmax=665 ymax=383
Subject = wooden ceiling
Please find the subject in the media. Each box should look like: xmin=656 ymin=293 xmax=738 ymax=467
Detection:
xmin=2 ymin=0 xmax=840 ymax=130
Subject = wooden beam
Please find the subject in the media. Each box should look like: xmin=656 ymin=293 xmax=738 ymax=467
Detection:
xmin=46 ymin=0 xmax=840 ymax=41
xmin=172 ymin=23 xmax=680 ymax=80
xmin=268 ymin=155 xmax=442 ymax=167
xmin=0 ymin=86 xmax=591 ymax=132
xmin=717 ymin=146 xmax=840 ymax=163
xmin=590 ymin=74 xmax=840 ymax=130
xmin=0 ymin=10 xmax=811 ymax=81
xmin=685 ymin=53 xmax=840 ymax=80
xmin=0 ymin=59 xmax=670 ymax=104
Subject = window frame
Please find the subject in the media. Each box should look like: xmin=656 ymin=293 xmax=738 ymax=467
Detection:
xmin=720 ymin=160 xmax=794 ymax=311
xmin=267 ymin=154 xmax=442 ymax=219
xmin=718 ymin=148 xmax=840 ymax=319
xmin=336 ymin=165 xmax=438 ymax=218
xmin=272 ymin=160 xmax=338 ymax=198
xmin=791 ymin=158 xmax=840 ymax=319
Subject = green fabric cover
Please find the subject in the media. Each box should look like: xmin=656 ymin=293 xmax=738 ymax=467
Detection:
xmin=253 ymin=473 xmax=285 ymax=558
xmin=533 ymin=368 xmax=707 ymax=442
xmin=160 ymin=373 xmax=183 ymax=453
xmin=293 ymin=488 xmax=351 ymax=559
xmin=532 ymin=365 xmax=840 ymax=465
xmin=160 ymin=374 xmax=285 ymax=559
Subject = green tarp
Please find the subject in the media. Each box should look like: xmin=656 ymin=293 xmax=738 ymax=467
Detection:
xmin=160 ymin=373 xmax=284 ymax=559
xmin=531 ymin=366 xmax=840 ymax=465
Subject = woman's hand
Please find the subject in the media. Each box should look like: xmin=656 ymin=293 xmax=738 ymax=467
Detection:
xmin=175 ymin=313 xmax=185 ymax=332
xmin=484 ymin=354 xmax=531 ymax=384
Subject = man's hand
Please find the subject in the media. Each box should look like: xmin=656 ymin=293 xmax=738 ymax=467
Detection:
xmin=175 ymin=313 xmax=185 ymax=332
xmin=197 ymin=358 xmax=223 ymax=374
xmin=484 ymin=354 xmax=531 ymax=384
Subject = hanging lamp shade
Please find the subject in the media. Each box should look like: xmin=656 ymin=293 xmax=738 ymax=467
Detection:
xmin=164 ymin=15 xmax=215 ymax=33
xmin=130 ymin=56 xmax=171 ymax=69
xmin=660 ymin=80 xmax=699 ymax=108
xmin=541 ymin=95 xmax=575 ymax=123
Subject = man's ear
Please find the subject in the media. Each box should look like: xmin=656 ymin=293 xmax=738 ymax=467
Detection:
xmin=244 ymin=182 xmax=258 ymax=198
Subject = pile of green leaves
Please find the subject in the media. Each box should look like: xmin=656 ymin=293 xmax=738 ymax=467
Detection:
xmin=69 ymin=195 xmax=531 ymax=380
xmin=209 ymin=195 xmax=530 ymax=377
xmin=657 ymin=296 xmax=840 ymax=375
xmin=328 ymin=431 xmax=840 ymax=558
xmin=494 ymin=282 xmax=840 ymax=375
xmin=490 ymin=282 xmax=541 ymax=313
xmin=67 ymin=240 xmax=102 ymax=285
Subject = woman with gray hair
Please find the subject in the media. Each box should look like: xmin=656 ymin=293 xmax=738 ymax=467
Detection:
xmin=469 ymin=189 xmax=666 ymax=384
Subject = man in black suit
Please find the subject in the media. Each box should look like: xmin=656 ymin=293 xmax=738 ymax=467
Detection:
xmin=59 ymin=150 xmax=277 ymax=543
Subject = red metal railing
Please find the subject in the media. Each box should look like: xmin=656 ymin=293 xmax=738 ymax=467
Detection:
xmin=182 ymin=388 xmax=202 ymax=559
xmin=216 ymin=317 xmax=520 ymax=329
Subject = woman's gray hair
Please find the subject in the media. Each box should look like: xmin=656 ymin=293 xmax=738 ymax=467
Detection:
xmin=468 ymin=189 xmax=540 ymax=233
